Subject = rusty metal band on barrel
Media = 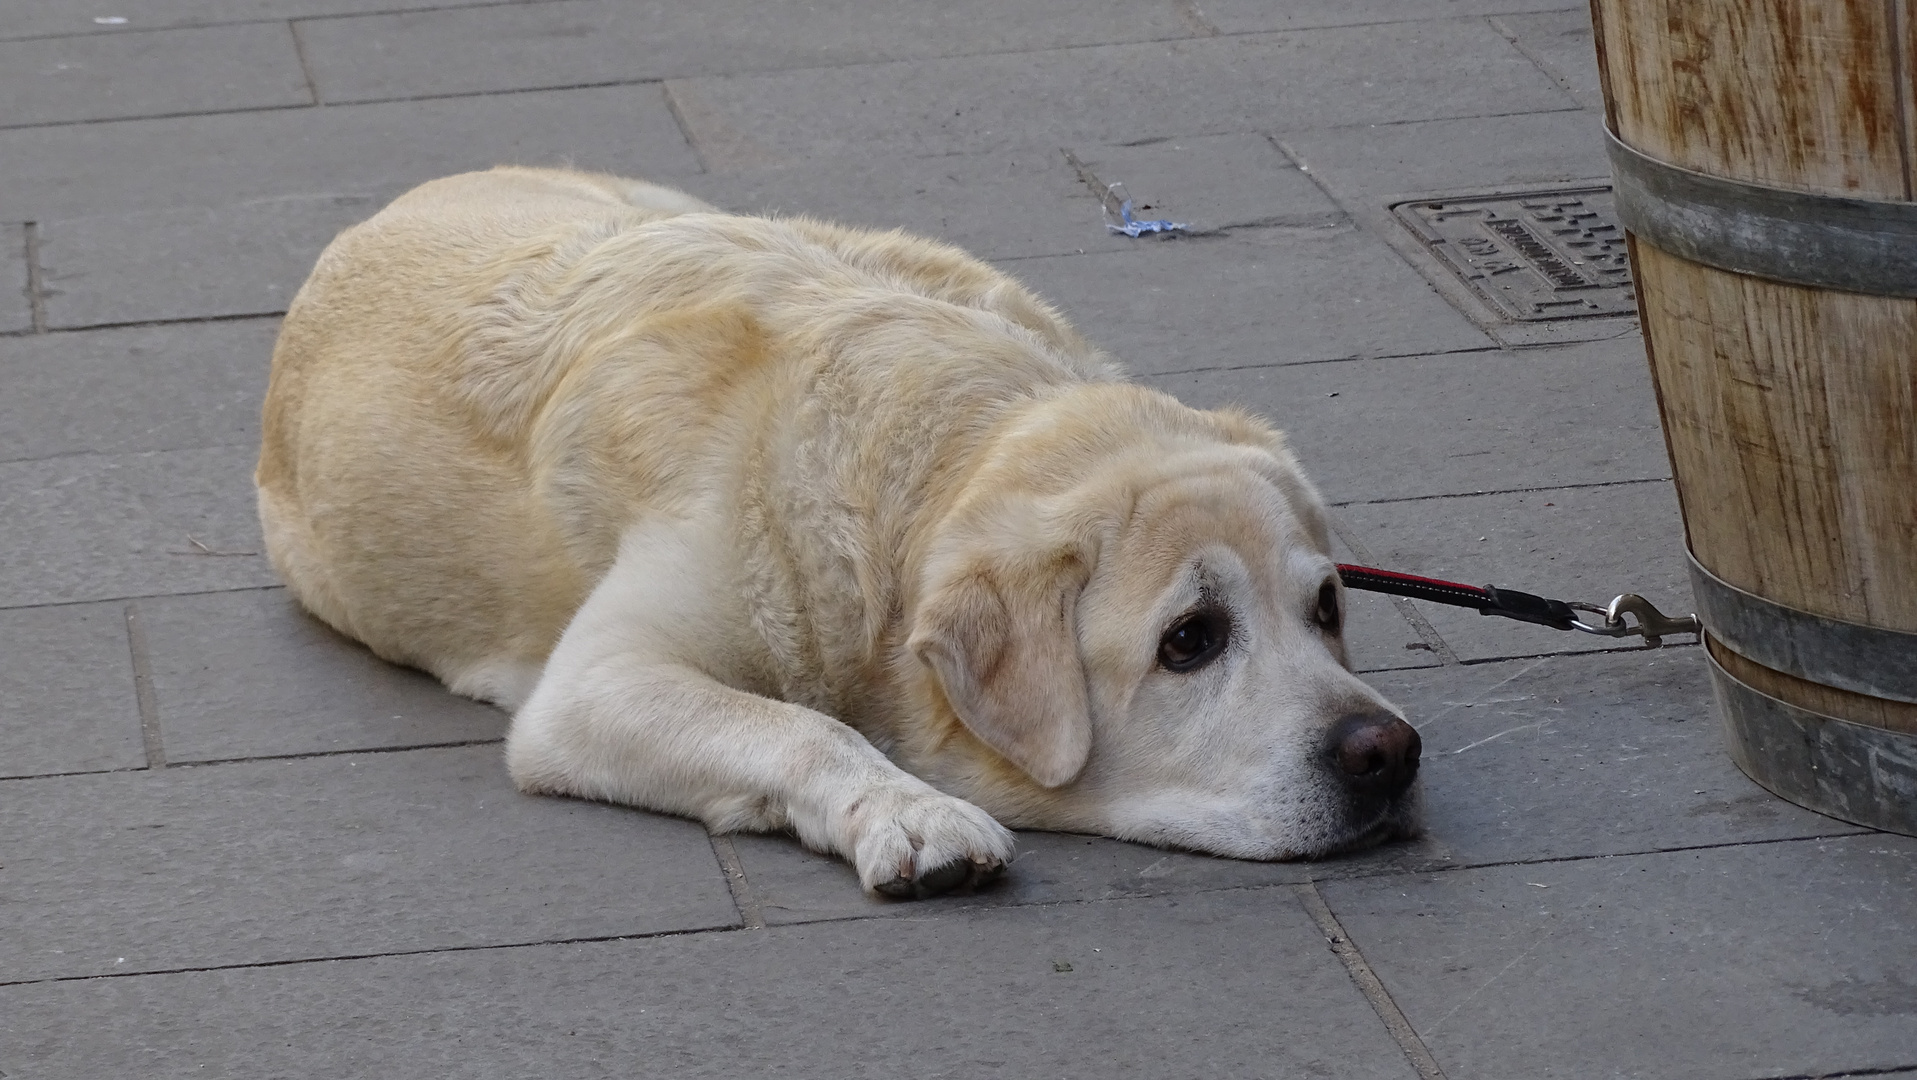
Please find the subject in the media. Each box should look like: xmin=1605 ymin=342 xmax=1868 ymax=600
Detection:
xmin=1705 ymin=648 xmax=1917 ymax=837
xmin=1688 ymin=553 xmax=1917 ymax=705
xmin=1605 ymin=129 xmax=1917 ymax=298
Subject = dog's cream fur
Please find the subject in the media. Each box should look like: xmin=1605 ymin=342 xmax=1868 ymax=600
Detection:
xmin=258 ymin=167 xmax=1417 ymax=896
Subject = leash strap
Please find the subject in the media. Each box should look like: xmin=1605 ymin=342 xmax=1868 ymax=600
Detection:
xmin=1336 ymin=564 xmax=1583 ymax=632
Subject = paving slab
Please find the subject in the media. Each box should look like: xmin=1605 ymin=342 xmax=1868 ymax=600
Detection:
xmin=0 ymin=21 xmax=309 ymax=129
xmin=1142 ymin=335 xmax=1669 ymax=505
xmin=0 ymin=83 xmax=699 ymax=223
xmin=1491 ymin=9 xmax=1604 ymax=112
xmin=2 ymin=0 xmax=518 ymax=40
xmin=39 ymin=195 xmax=374 ymax=328
xmin=138 ymin=588 xmax=506 ymax=763
xmin=665 ymin=21 xmax=1576 ymax=169
xmin=296 ymin=0 xmax=1192 ymax=105
xmin=0 ymin=600 xmax=143 ymax=778
xmin=4 ymin=222 xmax=31 ymax=333
xmin=0 ymin=445 xmax=276 ymax=609
xmin=1322 ymin=511 xmax=1449 ymax=673
xmin=688 ymin=148 xmax=1114 ymax=263
xmin=0 ymin=320 xmax=275 ymax=462
xmin=1342 ymin=584 xmax=1446 ymax=675
xmin=1200 ymin=0 xmax=1584 ymax=34
xmin=1277 ymin=108 xmax=1610 ymax=222
xmin=1008 ymin=227 xmax=1492 ymax=377
xmin=1277 ymin=110 xmax=1627 ymax=346
xmin=29 ymin=135 xmax=1331 ymax=329
xmin=728 ymin=824 xmax=1448 ymax=928
xmin=693 ymin=132 xmax=1340 ymax=263
xmin=1364 ymin=650 xmax=1869 ymax=866
xmin=1322 ymin=835 xmax=1917 ymax=1080
xmin=1334 ymin=479 xmax=1690 ymax=662
xmin=1065 ymin=131 xmax=1345 ymax=233
xmin=0 ymin=744 xmax=736 ymax=985
xmin=0 ymin=888 xmax=1419 ymax=1079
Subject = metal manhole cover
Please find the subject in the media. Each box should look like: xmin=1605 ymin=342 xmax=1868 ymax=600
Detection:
xmin=1392 ymin=186 xmax=1635 ymax=322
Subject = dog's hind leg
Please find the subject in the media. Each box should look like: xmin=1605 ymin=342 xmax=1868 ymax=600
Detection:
xmin=504 ymin=520 xmax=1014 ymax=899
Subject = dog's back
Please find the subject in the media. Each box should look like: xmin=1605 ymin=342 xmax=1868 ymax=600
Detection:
xmin=258 ymin=167 xmax=1111 ymax=708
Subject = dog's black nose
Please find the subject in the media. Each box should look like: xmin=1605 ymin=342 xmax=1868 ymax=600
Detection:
xmin=1328 ymin=711 xmax=1421 ymax=798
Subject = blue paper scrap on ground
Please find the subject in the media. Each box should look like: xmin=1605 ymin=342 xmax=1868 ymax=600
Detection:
xmin=1103 ymin=182 xmax=1188 ymax=237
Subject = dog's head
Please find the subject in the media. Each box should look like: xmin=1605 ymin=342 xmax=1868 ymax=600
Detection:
xmin=906 ymin=385 xmax=1419 ymax=859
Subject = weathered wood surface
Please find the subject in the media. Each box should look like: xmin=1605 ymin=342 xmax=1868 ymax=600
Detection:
xmin=1594 ymin=0 xmax=1917 ymax=739
xmin=1635 ymin=242 xmax=1917 ymax=637
xmin=1592 ymin=0 xmax=1917 ymax=200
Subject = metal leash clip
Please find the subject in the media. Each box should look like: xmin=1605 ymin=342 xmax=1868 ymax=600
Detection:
xmin=1566 ymin=594 xmax=1702 ymax=647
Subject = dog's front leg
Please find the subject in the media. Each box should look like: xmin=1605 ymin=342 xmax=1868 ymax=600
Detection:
xmin=504 ymin=526 xmax=1013 ymax=899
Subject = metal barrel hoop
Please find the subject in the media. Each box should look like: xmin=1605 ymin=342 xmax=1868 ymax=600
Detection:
xmin=1606 ymin=128 xmax=1917 ymax=298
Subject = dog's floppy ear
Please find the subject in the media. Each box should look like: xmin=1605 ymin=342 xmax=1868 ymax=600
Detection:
xmin=910 ymin=551 xmax=1093 ymax=788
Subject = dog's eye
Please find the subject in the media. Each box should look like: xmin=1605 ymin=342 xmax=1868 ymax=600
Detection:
xmin=1314 ymin=580 xmax=1342 ymax=633
xmin=1158 ymin=609 xmax=1229 ymax=673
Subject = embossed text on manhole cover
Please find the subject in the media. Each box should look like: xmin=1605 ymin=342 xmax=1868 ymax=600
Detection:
xmin=1392 ymin=186 xmax=1634 ymax=321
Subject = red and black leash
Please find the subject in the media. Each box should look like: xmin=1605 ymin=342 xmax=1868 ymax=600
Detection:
xmin=1335 ymin=564 xmax=1701 ymax=645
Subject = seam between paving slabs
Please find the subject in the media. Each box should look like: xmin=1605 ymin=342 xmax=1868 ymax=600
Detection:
xmin=0 ymin=833 xmax=1874 ymax=991
xmin=1738 ymin=1067 xmax=1917 ymax=1080
xmin=0 ymin=584 xmax=285 ymax=616
xmin=21 ymin=222 xmax=46 ymax=333
xmin=1141 ymin=344 xmax=1503 ymax=379
xmin=1487 ymin=14 xmax=1587 ymax=105
xmin=0 ymin=102 xmax=328 ymax=136
xmin=288 ymin=20 xmax=324 ymax=107
xmin=169 ymin=738 xmax=507 ymax=770
xmin=123 ymin=602 xmax=165 ymax=770
xmin=0 ymin=739 xmax=507 ymax=784
xmin=0 ymin=765 xmax=148 ymax=783
xmin=1329 ymin=475 xmax=1672 ymax=509
xmin=0 ymin=439 xmax=264 ymax=469
xmin=1296 ymin=882 xmax=1449 ymax=1080
xmin=659 ymin=82 xmax=713 ymax=174
xmin=708 ymin=833 xmax=768 ymax=930
xmin=0 ymin=923 xmax=745 ymax=990
xmin=1455 ymin=639 xmax=1702 ymax=667
xmin=0 ymin=311 xmax=285 ymax=341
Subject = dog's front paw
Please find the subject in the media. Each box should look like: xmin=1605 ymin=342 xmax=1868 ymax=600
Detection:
xmin=845 ymin=786 xmax=1015 ymax=900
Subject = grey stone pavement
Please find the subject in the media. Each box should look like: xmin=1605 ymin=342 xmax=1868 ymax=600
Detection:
xmin=2 ymin=2 xmax=1914 ymax=1078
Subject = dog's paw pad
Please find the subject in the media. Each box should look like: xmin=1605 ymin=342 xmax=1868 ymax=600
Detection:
xmin=915 ymin=857 xmax=975 ymax=896
xmin=872 ymin=854 xmax=1002 ymax=901
xmin=873 ymin=875 xmax=919 ymax=900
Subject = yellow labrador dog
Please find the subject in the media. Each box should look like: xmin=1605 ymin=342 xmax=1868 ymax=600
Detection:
xmin=258 ymin=166 xmax=1420 ymax=899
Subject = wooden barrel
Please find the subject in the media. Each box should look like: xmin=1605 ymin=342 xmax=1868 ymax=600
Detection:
xmin=1590 ymin=0 xmax=1917 ymax=835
